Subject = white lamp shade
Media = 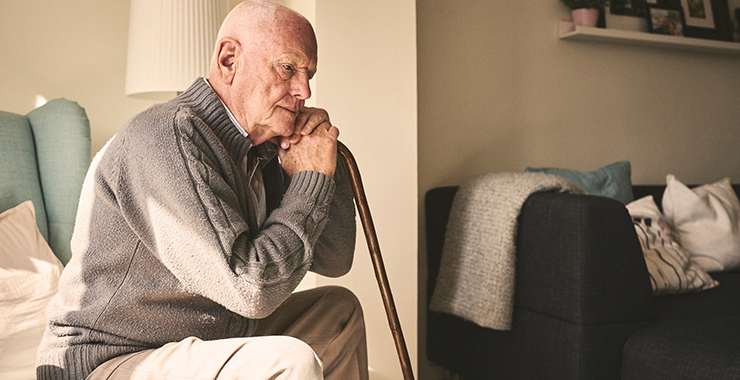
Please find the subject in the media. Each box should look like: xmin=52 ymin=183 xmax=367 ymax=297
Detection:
xmin=125 ymin=0 xmax=229 ymax=99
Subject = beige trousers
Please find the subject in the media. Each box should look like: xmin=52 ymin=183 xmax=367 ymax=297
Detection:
xmin=87 ymin=286 xmax=368 ymax=380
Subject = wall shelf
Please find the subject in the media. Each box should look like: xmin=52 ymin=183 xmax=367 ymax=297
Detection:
xmin=559 ymin=21 xmax=740 ymax=56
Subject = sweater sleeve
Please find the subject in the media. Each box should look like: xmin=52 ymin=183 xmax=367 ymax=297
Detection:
xmin=309 ymin=157 xmax=356 ymax=277
xmin=114 ymin=110 xmax=337 ymax=319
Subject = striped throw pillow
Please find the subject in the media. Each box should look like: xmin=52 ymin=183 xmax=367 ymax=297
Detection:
xmin=627 ymin=196 xmax=718 ymax=295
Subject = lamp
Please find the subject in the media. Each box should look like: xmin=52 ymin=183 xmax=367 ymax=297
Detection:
xmin=125 ymin=0 xmax=229 ymax=100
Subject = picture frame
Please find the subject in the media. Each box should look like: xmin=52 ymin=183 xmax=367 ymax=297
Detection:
xmin=679 ymin=0 xmax=734 ymax=40
xmin=647 ymin=4 xmax=687 ymax=36
xmin=610 ymin=0 xmax=653 ymax=17
xmin=606 ymin=0 xmax=661 ymax=31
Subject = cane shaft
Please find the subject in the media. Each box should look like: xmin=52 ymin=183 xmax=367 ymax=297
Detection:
xmin=337 ymin=142 xmax=414 ymax=380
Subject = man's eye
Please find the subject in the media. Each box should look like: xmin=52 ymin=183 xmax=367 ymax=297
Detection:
xmin=278 ymin=64 xmax=295 ymax=79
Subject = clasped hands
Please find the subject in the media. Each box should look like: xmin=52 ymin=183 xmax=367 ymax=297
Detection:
xmin=277 ymin=107 xmax=339 ymax=179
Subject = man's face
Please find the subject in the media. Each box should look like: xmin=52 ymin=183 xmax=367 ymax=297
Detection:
xmin=232 ymin=24 xmax=317 ymax=146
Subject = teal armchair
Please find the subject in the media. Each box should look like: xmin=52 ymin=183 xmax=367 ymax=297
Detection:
xmin=0 ymin=99 xmax=90 ymax=265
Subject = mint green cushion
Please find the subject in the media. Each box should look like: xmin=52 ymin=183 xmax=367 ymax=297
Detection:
xmin=0 ymin=99 xmax=90 ymax=265
xmin=27 ymin=99 xmax=90 ymax=265
xmin=525 ymin=161 xmax=634 ymax=204
xmin=0 ymin=111 xmax=48 ymax=239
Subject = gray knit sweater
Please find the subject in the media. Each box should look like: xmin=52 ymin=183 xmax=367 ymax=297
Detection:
xmin=36 ymin=79 xmax=356 ymax=380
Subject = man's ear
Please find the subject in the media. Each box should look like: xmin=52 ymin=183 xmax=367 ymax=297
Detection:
xmin=215 ymin=37 xmax=240 ymax=85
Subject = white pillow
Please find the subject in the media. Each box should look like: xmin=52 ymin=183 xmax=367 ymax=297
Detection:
xmin=662 ymin=175 xmax=740 ymax=272
xmin=0 ymin=201 xmax=63 ymax=379
xmin=627 ymin=196 xmax=718 ymax=295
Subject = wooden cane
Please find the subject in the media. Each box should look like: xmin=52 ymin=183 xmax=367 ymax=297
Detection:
xmin=337 ymin=141 xmax=415 ymax=380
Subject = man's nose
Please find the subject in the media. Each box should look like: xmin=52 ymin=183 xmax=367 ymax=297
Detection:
xmin=291 ymin=72 xmax=311 ymax=100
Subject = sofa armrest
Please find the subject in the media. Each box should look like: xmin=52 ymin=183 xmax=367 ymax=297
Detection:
xmin=516 ymin=191 xmax=654 ymax=325
xmin=425 ymin=187 xmax=656 ymax=379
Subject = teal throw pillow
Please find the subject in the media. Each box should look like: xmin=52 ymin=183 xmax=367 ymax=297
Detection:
xmin=525 ymin=161 xmax=634 ymax=204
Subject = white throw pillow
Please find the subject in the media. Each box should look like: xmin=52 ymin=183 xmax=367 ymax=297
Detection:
xmin=0 ymin=201 xmax=63 ymax=379
xmin=662 ymin=175 xmax=740 ymax=272
xmin=627 ymin=196 xmax=718 ymax=295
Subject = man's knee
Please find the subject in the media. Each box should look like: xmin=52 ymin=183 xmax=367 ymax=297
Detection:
xmin=227 ymin=336 xmax=322 ymax=379
xmin=272 ymin=337 xmax=323 ymax=377
xmin=321 ymin=286 xmax=363 ymax=318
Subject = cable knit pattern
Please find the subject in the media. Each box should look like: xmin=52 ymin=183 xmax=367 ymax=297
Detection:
xmin=36 ymin=79 xmax=356 ymax=380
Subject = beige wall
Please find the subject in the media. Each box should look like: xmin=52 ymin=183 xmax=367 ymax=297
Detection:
xmin=277 ymin=1 xmax=418 ymax=379
xmin=310 ymin=1 xmax=418 ymax=379
xmin=1 ymin=0 xmax=159 ymax=154
xmin=418 ymin=0 xmax=740 ymax=191
xmin=2 ymin=1 xmax=418 ymax=379
xmin=278 ymin=1 xmax=419 ymax=379
xmin=417 ymin=0 xmax=740 ymax=378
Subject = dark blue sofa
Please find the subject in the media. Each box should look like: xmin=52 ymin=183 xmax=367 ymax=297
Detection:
xmin=425 ymin=185 xmax=740 ymax=380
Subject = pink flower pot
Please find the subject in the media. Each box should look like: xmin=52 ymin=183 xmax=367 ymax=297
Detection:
xmin=571 ymin=8 xmax=600 ymax=27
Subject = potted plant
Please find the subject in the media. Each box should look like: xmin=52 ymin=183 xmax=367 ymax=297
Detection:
xmin=560 ymin=0 xmax=607 ymax=27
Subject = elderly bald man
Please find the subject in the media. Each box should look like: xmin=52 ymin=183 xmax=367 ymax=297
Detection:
xmin=36 ymin=1 xmax=368 ymax=379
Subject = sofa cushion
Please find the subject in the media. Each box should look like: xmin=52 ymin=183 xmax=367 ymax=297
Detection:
xmin=622 ymin=315 xmax=740 ymax=380
xmin=525 ymin=161 xmax=633 ymax=204
xmin=663 ymin=175 xmax=740 ymax=272
xmin=0 ymin=201 xmax=63 ymax=378
xmin=626 ymin=196 xmax=718 ymax=295
xmin=0 ymin=110 xmax=48 ymax=242
xmin=622 ymin=271 xmax=740 ymax=379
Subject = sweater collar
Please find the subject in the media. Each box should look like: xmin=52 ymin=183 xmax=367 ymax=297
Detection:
xmin=201 ymin=78 xmax=249 ymax=139
xmin=178 ymin=78 xmax=277 ymax=164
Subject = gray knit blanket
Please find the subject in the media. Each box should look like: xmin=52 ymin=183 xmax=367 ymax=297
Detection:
xmin=429 ymin=172 xmax=584 ymax=330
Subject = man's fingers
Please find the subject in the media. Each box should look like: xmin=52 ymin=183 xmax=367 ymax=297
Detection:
xmin=282 ymin=121 xmax=334 ymax=150
xmin=280 ymin=135 xmax=293 ymax=150
xmin=296 ymin=107 xmax=330 ymax=136
xmin=300 ymin=112 xmax=323 ymax=135
xmin=278 ymin=123 xmax=339 ymax=179
xmin=328 ymin=125 xmax=340 ymax=139
xmin=281 ymin=107 xmax=331 ymax=150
